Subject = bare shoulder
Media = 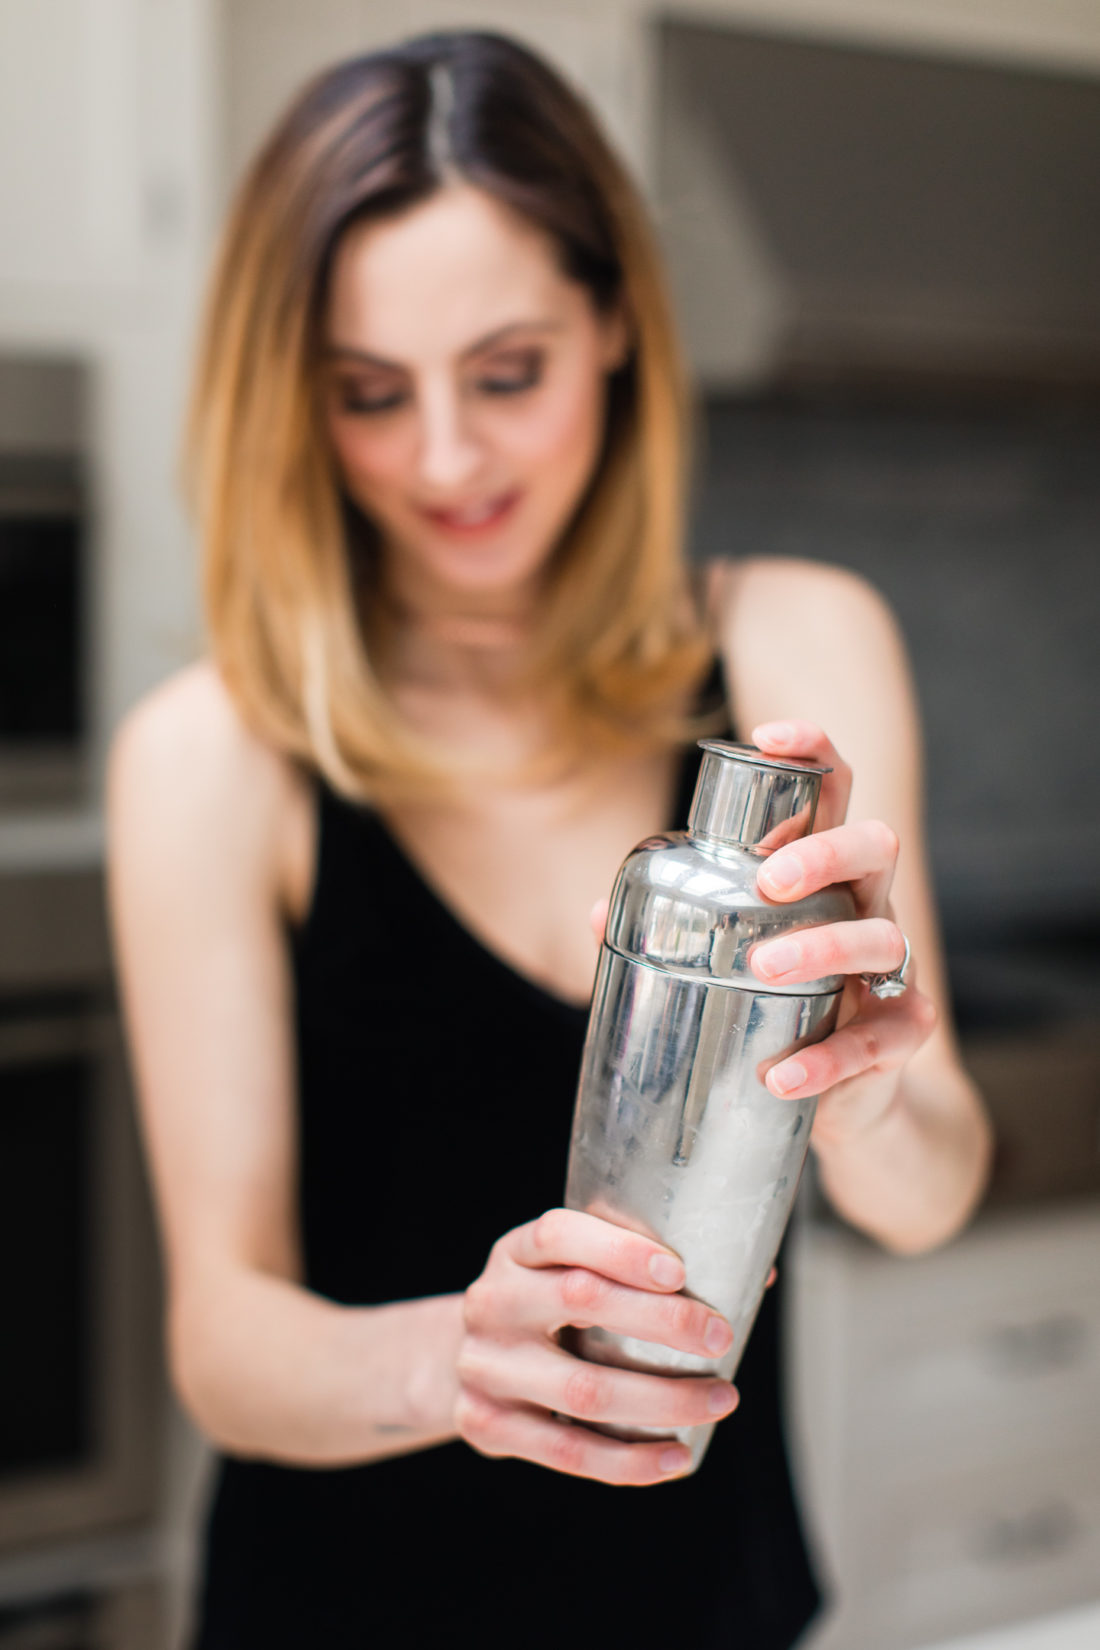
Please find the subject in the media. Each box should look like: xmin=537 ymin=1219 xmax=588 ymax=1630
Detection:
xmin=107 ymin=660 xmax=313 ymax=920
xmin=715 ymin=554 xmax=902 ymax=645
xmin=110 ymin=658 xmax=288 ymax=797
xmin=706 ymin=555 xmax=909 ymax=716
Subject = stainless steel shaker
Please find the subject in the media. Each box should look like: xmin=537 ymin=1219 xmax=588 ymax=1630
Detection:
xmin=564 ymin=740 xmax=857 ymax=1470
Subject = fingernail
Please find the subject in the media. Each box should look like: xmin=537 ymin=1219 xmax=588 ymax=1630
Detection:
xmin=760 ymin=855 xmax=802 ymax=892
xmin=649 ymin=1253 xmax=684 ymax=1288
xmin=754 ymin=722 xmax=794 ymax=748
xmin=755 ymin=939 xmax=800 ymax=980
xmin=704 ymin=1316 xmax=733 ymax=1355
xmin=770 ymin=1061 xmax=806 ymax=1096
xmin=709 ymin=1383 xmax=739 ymax=1416
xmin=660 ymin=1446 xmax=692 ymax=1475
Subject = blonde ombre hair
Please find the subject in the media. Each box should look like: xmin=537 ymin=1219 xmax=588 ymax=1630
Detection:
xmin=187 ymin=31 xmax=716 ymax=802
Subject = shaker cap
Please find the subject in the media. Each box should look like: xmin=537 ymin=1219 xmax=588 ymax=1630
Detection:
xmin=688 ymin=741 xmax=830 ymax=853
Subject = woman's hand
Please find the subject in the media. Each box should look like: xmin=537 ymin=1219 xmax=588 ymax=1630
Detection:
xmin=454 ymin=1209 xmax=739 ymax=1485
xmin=747 ymin=720 xmax=938 ymax=1146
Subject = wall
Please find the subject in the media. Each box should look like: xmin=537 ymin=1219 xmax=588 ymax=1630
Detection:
xmin=219 ymin=0 xmax=1100 ymax=393
xmin=0 ymin=0 xmax=218 ymax=870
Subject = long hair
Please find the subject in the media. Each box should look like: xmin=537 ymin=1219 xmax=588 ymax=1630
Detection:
xmin=186 ymin=30 xmax=714 ymax=800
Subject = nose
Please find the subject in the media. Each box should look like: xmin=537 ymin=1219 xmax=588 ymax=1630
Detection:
xmin=416 ymin=382 xmax=484 ymax=493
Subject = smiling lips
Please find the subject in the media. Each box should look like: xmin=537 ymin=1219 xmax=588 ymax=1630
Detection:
xmin=419 ymin=490 xmax=520 ymax=534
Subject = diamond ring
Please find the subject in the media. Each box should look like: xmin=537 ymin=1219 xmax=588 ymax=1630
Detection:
xmin=860 ymin=933 xmax=911 ymax=999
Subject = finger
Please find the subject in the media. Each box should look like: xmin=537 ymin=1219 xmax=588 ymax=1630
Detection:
xmin=751 ymin=720 xmax=852 ymax=831
xmin=454 ymin=1389 xmax=694 ymax=1485
xmin=506 ymin=1208 xmax=686 ymax=1292
xmin=756 ymin=819 xmax=899 ymax=915
xmin=460 ymin=1339 xmax=739 ymax=1431
xmin=765 ymin=1265 xmax=778 ymax=1290
xmin=766 ymin=991 xmax=937 ymax=1098
xmin=467 ymin=1263 xmax=734 ymax=1360
xmin=589 ymin=897 xmax=609 ymax=945
xmin=751 ymin=917 xmax=906 ymax=987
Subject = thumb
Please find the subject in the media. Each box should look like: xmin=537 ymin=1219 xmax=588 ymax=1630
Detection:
xmin=588 ymin=896 xmax=610 ymax=945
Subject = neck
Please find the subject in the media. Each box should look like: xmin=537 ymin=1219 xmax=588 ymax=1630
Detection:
xmin=373 ymin=562 xmax=544 ymax=699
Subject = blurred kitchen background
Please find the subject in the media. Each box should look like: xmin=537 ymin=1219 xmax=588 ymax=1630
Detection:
xmin=1 ymin=2 xmax=1098 ymax=1647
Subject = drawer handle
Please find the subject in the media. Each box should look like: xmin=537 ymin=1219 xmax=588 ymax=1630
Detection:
xmin=982 ymin=1314 xmax=1090 ymax=1377
xmin=972 ymin=1500 xmax=1082 ymax=1566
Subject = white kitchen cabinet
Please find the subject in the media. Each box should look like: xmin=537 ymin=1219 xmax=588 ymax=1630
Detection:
xmin=0 ymin=0 xmax=213 ymax=850
xmin=0 ymin=1 xmax=90 ymax=286
xmin=791 ymin=1201 xmax=1100 ymax=1650
xmin=0 ymin=0 xmax=205 ymax=298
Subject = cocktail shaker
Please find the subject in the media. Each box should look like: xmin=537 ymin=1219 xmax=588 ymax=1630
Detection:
xmin=564 ymin=740 xmax=857 ymax=1470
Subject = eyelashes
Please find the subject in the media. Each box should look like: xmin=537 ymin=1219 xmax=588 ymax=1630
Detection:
xmin=335 ymin=355 xmax=544 ymax=416
xmin=339 ymin=390 xmax=404 ymax=415
xmin=481 ymin=362 xmax=542 ymax=397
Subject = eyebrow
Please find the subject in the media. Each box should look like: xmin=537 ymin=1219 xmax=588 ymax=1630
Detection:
xmin=324 ymin=319 xmax=564 ymax=372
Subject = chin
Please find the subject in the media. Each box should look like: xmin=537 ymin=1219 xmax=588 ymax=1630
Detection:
xmin=425 ymin=555 xmax=547 ymax=603
xmin=407 ymin=528 xmax=554 ymax=601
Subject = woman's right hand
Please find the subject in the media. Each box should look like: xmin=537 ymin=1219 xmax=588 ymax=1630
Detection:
xmin=454 ymin=1209 xmax=739 ymax=1485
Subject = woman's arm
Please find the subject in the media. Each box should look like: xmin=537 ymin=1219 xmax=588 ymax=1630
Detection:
xmin=171 ymin=1272 xmax=467 ymax=1466
xmin=107 ymin=663 xmax=464 ymax=1466
xmin=717 ymin=558 xmax=993 ymax=1255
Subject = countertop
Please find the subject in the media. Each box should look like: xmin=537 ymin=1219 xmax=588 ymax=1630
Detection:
xmin=921 ymin=1603 xmax=1100 ymax=1650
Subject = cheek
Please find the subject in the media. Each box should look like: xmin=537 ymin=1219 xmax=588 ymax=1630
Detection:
xmin=497 ymin=374 xmax=606 ymax=478
xmin=326 ymin=416 xmax=411 ymax=499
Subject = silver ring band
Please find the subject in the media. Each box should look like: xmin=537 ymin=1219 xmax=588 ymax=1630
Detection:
xmin=860 ymin=933 xmax=911 ymax=999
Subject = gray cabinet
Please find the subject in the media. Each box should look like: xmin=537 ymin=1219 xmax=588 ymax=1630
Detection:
xmin=792 ymin=1202 xmax=1100 ymax=1650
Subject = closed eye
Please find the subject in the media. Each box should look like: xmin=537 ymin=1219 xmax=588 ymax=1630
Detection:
xmin=479 ymin=371 xmax=539 ymax=396
xmin=333 ymin=353 xmax=543 ymax=416
xmin=339 ymin=389 xmax=406 ymax=415
xmin=477 ymin=354 xmax=543 ymax=396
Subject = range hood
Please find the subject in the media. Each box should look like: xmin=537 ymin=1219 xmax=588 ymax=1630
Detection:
xmin=656 ymin=22 xmax=1100 ymax=389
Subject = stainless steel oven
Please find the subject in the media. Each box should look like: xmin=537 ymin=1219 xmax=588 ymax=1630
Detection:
xmin=0 ymin=872 xmax=163 ymax=1555
xmin=0 ymin=354 xmax=89 ymax=809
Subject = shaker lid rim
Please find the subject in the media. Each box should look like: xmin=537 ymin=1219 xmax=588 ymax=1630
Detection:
xmin=697 ymin=738 xmax=833 ymax=778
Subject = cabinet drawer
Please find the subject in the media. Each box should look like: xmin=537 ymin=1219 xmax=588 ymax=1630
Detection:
xmin=844 ymin=1209 xmax=1100 ymax=1462
xmin=854 ymin=1290 xmax=1100 ymax=1462
xmin=854 ymin=1449 xmax=1100 ymax=1648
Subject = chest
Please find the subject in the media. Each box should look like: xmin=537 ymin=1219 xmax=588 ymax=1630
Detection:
xmin=373 ymin=749 xmax=686 ymax=1008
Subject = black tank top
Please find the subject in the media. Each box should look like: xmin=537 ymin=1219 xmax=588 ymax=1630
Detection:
xmin=192 ymin=677 xmax=823 ymax=1649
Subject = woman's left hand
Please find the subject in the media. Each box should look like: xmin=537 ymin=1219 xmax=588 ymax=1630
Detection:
xmin=746 ymin=720 xmax=938 ymax=1147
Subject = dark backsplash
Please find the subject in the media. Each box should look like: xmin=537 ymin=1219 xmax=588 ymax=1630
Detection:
xmin=701 ymin=389 xmax=1100 ymax=1208
xmin=691 ymin=389 xmax=1100 ymax=1042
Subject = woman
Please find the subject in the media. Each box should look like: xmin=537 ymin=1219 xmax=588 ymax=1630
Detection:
xmin=107 ymin=30 xmax=991 ymax=1650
